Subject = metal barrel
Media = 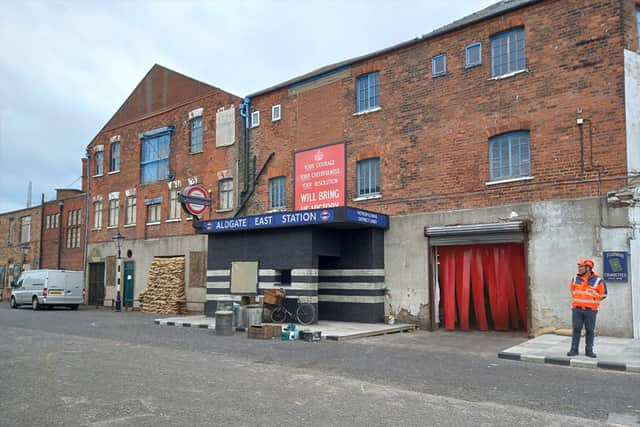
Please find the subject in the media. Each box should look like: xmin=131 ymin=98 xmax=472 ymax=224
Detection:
xmin=215 ymin=310 xmax=234 ymax=336
xmin=244 ymin=304 xmax=263 ymax=328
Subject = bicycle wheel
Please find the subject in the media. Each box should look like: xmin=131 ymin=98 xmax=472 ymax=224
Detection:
xmin=296 ymin=303 xmax=315 ymax=325
xmin=271 ymin=305 xmax=287 ymax=323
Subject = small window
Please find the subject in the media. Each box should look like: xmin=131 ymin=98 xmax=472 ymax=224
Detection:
xmin=269 ymin=176 xmax=286 ymax=210
xmin=466 ymin=43 xmax=482 ymax=68
xmin=147 ymin=203 xmax=161 ymax=224
xmin=110 ymin=142 xmax=120 ymax=172
xmin=272 ymin=104 xmax=281 ymax=122
xmin=489 ymin=131 xmax=531 ymax=181
xmin=190 ymin=116 xmax=203 ymax=153
xmin=126 ymin=196 xmax=136 ymax=225
xmin=95 ymin=151 xmax=104 ymax=175
xmin=8 ymin=220 xmax=15 ymax=243
xmin=20 ymin=216 xmax=31 ymax=243
xmin=491 ymin=27 xmax=526 ymax=77
xmin=251 ymin=111 xmax=260 ymax=128
xmin=432 ymin=54 xmax=446 ymax=77
xmin=357 ymin=158 xmax=380 ymax=197
xmin=93 ymin=201 xmax=103 ymax=229
xmin=108 ymin=199 xmax=119 ymax=227
xmin=168 ymin=189 xmax=181 ymax=219
xmin=356 ymin=72 xmax=379 ymax=112
xmin=219 ymin=178 xmax=233 ymax=210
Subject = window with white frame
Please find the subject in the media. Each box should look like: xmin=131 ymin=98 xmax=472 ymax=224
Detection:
xmin=269 ymin=176 xmax=286 ymax=210
xmin=357 ymin=158 xmax=380 ymax=198
xmin=251 ymin=111 xmax=260 ymax=128
xmin=466 ymin=43 xmax=482 ymax=68
xmin=126 ymin=196 xmax=136 ymax=225
xmin=190 ymin=116 xmax=203 ymax=153
xmin=356 ymin=72 xmax=379 ymax=112
xmin=93 ymin=201 xmax=103 ymax=229
xmin=489 ymin=131 xmax=531 ymax=181
xmin=141 ymin=129 xmax=172 ymax=184
xmin=272 ymin=105 xmax=281 ymax=122
xmin=110 ymin=142 xmax=120 ymax=172
xmin=108 ymin=198 xmax=119 ymax=227
xmin=432 ymin=54 xmax=446 ymax=77
xmin=8 ymin=219 xmax=15 ymax=243
xmin=169 ymin=189 xmax=181 ymax=220
xmin=20 ymin=216 xmax=31 ymax=243
xmin=55 ymin=213 xmax=59 ymax=228
xmin=219 ymin=178 xmax=233 ymax=210
xmin=46 ymin=215 xmax=51 ymax=229
xmin=95 ymin=151 xmax=104 ymax=175
xmin=147 ymin=203 xmax=161 ymax=224
xmin=491 ymin=27 xmax=526 ymax=77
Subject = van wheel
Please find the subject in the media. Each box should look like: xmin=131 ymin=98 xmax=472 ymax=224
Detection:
xmin=70 ymin=305 xmax=79 ymax=311
xmin=10 ymin=297 xmax=17 ymax=309
xmin=32 ymin=297 xmax=40 ymax=311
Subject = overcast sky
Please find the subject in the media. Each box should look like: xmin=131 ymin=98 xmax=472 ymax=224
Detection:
xmin=0 ymin=0 xmax=495 ymax=213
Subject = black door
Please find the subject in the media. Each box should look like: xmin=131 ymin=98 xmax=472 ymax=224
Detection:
xmin=88 ymin=262 xmax=105 ymax=306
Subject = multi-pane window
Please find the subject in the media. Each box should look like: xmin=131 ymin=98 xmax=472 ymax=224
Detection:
xmin=491 ymin=27 xmax=526 ymax=77
xmin=432 ymin=54 xmax=446 ymax=77
xmin=95 ymin=151 xmax=104 ymax=175
xmin=126 ymin=196 xmax=136 ymax=225
xmin=108 ymin=199 xmax=119 ymax=227
xmin=141 ymin=132 xmax=171 ymax=184
xmin=110 ymin=142 xmax=120 ymax=172
xmin=190 ymin=116 xmax=203 ymax=153
xmin=169 ymin=189 xmax=181 ymax=219
xmin=93 ymin=201 xmax=103 ymax=229
xmin=66 ymin=227 xmax=81 ymax=249
xmin=20 ymin=216 xmax=31 ymax=243
xmin=219 ymin=179 xmax=233 ymax=210
xmin=356 ymin=72 xmax=379 ymax=112
xmin=357 ymin=158 xmax=380 ymax=197
xmin=466 ymin=43 xmax=482 ymax=68
xmin=8 ymin=220 xmax=15 ymax=243
xmin=46 ymin=215 xmax=51 ymax=229
xmin=489 ymin=131 xmax=531 ymax=181
xmin=269 ymin=177 xmax=286 ymax=210
xmin=147 ymin=203 xmax=161 ymax=224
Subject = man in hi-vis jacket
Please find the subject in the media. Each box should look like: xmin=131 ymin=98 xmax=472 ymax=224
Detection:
xmin=567 ymin=258 xmax=608 ymax=358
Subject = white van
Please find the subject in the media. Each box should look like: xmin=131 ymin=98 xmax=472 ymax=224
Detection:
xmin=9 ymin=269 xmax=85 ymax=310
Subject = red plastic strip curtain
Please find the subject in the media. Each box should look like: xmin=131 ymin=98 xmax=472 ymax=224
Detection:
xmin=438 ymin=243 xmax=527 ymax=331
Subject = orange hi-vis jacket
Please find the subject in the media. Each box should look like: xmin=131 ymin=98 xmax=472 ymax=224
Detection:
xmin=570 ymin=272 xmax=608 ymax=310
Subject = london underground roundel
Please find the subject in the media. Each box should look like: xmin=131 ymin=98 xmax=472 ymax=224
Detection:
xmin=181 ymin=185 xmax=209 ymax=218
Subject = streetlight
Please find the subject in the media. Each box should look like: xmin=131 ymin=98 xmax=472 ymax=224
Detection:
xmin=112 ymin=231 xmax=125 ymax=312
xmin=19 ymin=242 xmax=29 ymax=271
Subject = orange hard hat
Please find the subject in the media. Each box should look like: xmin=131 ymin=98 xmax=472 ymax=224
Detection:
xmin=577 ymin=258 xmax=594 ymax=269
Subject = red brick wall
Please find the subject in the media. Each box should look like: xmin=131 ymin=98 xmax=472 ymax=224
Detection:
xmin=87 ymin=89 xmax=242 ymax=245
xmin=243 ymin=0 xmax=632 ymax=216
xmin=41 ymin=195 xmax=86 ymax=271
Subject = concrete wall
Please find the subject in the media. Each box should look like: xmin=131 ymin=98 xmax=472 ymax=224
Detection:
xmin=86 ymin=234 xmax=207 ymax=312
xmin=384 ymin=197 xmax=634 ymax=337
xmin=625 ymin=49 xmax=640 ymax=174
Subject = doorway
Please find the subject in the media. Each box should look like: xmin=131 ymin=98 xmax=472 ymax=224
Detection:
xmin=435 ymin=243 xmax=527 ymax=331
xmin=123 ymin=261 xmax=135 ymax=308
xmin=88 ymin=262 xmax=105 ymax=306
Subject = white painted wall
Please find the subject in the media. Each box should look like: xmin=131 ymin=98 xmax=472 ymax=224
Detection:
xmin=625 ymin=49 xmax=640 ymax=174
xmin=384 ymin=198 xmax=634 ymax=337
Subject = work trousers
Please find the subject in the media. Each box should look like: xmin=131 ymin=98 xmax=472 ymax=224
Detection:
xmin=570 ymin=307 xmax=597 ymax=353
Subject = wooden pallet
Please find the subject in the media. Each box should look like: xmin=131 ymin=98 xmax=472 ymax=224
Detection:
xmin=247 ymin=324 xmax=282 ymax=339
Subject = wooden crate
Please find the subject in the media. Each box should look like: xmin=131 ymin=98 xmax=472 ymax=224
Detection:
xmin=248 ymin=324 xmax=282 ymax=339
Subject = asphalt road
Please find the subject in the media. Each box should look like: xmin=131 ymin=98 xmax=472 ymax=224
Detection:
xmin=0 ymin=304 xmax=638 ymax=426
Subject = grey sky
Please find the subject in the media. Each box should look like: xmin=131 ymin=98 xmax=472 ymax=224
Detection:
xmin=0 ymin=0 xmax=495 ymax=213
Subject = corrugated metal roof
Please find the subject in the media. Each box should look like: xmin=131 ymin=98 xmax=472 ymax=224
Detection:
xmin=248 ymin=0 xmax=541 ymax=98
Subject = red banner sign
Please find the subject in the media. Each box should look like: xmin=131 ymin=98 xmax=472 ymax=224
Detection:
xmin=295 ymin=143 xmax=345 ymax=210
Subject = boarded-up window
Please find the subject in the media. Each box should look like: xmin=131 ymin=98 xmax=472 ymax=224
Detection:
xmin=189 ymin=251 xmax=206 ymax=288
xmin=105 ymin=256 xmax=116 ymax=288
xmin=216 ymin=106 xmax=235 ymax=147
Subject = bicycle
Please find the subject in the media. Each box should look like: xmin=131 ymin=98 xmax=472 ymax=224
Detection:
xmin=264 ymin=288 xmax=315 ymax=325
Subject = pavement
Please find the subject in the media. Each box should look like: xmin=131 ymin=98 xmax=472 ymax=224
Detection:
xmin=154 ymin=314 xmax=416 ymax=340
xmin=499 ymin=333 xmax=640 ymax=374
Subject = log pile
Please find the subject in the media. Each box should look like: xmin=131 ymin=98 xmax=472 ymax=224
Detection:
xmin=139 ymin=256 xmax=187 ymax=314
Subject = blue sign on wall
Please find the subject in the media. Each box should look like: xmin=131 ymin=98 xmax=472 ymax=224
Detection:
xmin=346 ymin=208 xmax=389 ymax=228
xmin=603 ymin=251 xmax=628 ymax=282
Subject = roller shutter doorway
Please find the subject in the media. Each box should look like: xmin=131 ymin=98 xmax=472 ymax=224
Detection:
xmin=425 ymin=222 xmax=529 ymax=332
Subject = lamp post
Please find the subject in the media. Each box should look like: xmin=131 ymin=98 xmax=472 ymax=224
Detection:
xmin=19 ymin=242 xmax=29 ymax=271
xmin=112 ymin=231 xmax=125 ymax=312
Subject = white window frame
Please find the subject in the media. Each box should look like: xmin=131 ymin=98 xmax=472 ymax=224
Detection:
xmin=251 ymin=111 xmax=260 ymax=128
xmin=219 ymin=178 xmax=233 ymax=210
xmin=432 ymin=54 xmax=446 ymax=77
xmin=126 ymin=196 xmax=137 ymax=225
xmin=20 ymin=216 xmax=31 ymax=243
xmin=168 ymin=189 xmax=181 ymax=220
xmin=147 ymin=203 xmax=161 ymax=224
xmin=465 ymin=42 xmax=482 ymax=68
xmin=93 ymin=201 xmax=103 ymax=230
xmin=108 ymin=199 xmax=119 ymax=227
xmin=272 ymin=105 xmax=281 ymax=122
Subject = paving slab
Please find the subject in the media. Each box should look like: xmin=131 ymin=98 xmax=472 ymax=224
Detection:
xmin=499 ymin=334 xmax=640 ymax=374
xmin=154 ymin=315 xmax=415 ymax=340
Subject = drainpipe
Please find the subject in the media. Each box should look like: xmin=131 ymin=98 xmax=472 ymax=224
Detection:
xmin=83 ymin=150 xmax=91 ymax=280
xmin=57 ymin=201 xmax=64 ymax=269
xmin=239 ymin=97 xmax=251 ymax=197
xmin=39 ymin=193 xmax=45 ymax=268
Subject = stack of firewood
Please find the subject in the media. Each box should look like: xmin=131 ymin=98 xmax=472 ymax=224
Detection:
xmin=139 ymin=256 xmax=186 ymax=314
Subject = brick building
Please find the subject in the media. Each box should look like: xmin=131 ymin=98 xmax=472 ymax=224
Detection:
xmin=198 ymin=0 xmax=640 ymax=337
xmin=84 ymin=65 xmax=242 ymax=310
